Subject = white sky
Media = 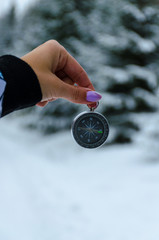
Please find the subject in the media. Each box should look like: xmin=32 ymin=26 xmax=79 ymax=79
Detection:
xmin=0 ymin=0 xmax=37 ymax=15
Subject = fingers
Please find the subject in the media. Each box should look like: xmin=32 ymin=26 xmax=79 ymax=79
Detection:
xmin=58 ymin=79 xmax=101 ymax=105
xmin=36 ymin=97 xmax=58 ymax=107
xmin=62 ymin=84 xmax=90 ymax=104
xmin=60 ymin=47 xmax=95 ymax=90
xmin=37 ymin=69 xmax=101 ymax=106
xmin=55 ymin=70 xmax=74 ymax=85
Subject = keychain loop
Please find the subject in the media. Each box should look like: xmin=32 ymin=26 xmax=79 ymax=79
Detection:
xmin=89 ymin=101 xmax=99 ymax=112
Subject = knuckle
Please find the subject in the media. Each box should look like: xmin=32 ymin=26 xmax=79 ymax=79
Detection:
xmin=45 ymin=39 xmax=60 ymax=49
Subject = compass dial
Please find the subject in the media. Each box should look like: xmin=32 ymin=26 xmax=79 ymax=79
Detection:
xmin=72 ymin=112 xmax=109 ymax=148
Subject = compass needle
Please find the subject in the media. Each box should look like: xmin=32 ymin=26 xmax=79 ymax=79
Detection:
xmin=92 ymin=123 xmax=97 ymax=129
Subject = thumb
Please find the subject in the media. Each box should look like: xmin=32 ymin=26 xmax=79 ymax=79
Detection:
xmin=61 ymin=82 xmax=102 ymax=105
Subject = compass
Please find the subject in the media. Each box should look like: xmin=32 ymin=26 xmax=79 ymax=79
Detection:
xmin=71 ymin=110 xmax=109 ymax=149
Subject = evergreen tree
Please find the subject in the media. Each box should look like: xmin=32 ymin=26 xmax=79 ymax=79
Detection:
xmin=95 ymin=0 xmax=159 ymax=143
xmin=16 ymin=0 xmax=96 ymax=54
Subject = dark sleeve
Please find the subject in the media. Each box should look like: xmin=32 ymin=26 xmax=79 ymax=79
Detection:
xmin=0 ymin=55 xmax=42 ymax=117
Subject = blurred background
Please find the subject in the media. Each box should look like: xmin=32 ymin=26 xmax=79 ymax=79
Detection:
xmin=0 ymin=0 xmax=159 ymax=239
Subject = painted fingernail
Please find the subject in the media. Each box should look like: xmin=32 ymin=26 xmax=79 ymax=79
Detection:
xmin=86 ymin=91 xmax=102 ymax=102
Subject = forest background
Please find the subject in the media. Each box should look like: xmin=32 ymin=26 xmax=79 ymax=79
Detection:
xmin=0 ymin=0 xmax=159 ymax=148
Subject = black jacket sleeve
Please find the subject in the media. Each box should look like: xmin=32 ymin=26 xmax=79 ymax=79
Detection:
xmin=0 ymin=55 xmax=42 ymax=117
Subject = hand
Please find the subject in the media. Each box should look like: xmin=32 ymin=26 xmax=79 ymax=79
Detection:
xmin=21 ymin=40 xmax=102 ymax=107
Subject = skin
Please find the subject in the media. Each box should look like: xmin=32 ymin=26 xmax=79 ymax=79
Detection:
xmin=21 ymin=40 xmax=97 ymax=108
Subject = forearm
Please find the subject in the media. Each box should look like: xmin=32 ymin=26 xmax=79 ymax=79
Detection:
xmin=0 ymin=55 xmax=42 ymax=117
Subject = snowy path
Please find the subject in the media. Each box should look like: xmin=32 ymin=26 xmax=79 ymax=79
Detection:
xmin=0 ymin=117 xmax=159 ymax=240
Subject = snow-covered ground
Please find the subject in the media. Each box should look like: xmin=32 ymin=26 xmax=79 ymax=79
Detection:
xmin=0 ymin=116 xmax=159 ymax=240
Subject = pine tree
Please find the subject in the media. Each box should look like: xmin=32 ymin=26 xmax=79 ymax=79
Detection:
xmin=16 ymin=0 xmax=96 ymax=53
xmin=95 ymin=0 xmax=159 ymax=143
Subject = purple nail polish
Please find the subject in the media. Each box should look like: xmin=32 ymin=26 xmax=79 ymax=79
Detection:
xmin=86 ymin=91 xmax=102 ymax=102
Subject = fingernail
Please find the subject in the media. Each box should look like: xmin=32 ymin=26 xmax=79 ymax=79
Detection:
xmin=86 ymin=91 xmax=102 ymax=102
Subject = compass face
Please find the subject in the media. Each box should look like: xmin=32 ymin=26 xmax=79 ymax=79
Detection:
xmin=72 ymin=112 xmax=109 ymax=148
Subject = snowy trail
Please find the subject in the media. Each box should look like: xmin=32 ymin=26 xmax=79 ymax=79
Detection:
xmin=0 ymin=117 xmax=159 ymax=240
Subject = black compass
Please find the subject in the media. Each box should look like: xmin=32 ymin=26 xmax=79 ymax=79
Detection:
xmin=71 ymin=111 xmax=109 ymax=149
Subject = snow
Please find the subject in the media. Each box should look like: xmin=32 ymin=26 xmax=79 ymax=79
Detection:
xmin=136 ymin=38 xmax=156 ymax=53
xmin=98 ymin=34 xmax=128 ymax=50
xmin=0 ymin=116 xmax=159 ymax=240
xmin=126 ymin=65 xmax=158 ymax=89
xmin=123 ymin=4 xmax=146 ymax=23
